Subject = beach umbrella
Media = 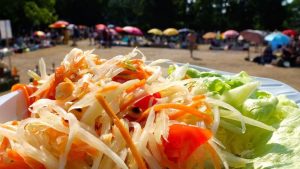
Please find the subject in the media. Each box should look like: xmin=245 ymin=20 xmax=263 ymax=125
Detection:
xmin=108 ymin=28 xmax=118 ymax=36
xmin=147 ymin=28 xmax=163 ymax=35
xmin=265 ymin=32 xmax=291 ymax=50
xmin=107 ymin=24 xmax=115 ymax=28
xmin=178 ymin=28 xmax=190 ymax=33
xmin=240 ymin=29 xmax=265 ymax=44
xmin=49 ymin=20 xmax=69 ymax=28
xmin=282 ymin=29 xmax=297 ymax=37
xmin=67 ymin=24 xmax=76 ymax=30
xmin=33 ymin=31 xmax=45 ymax=37
xmin=202 ymin=32 xmax=217 ymax=39
xmin=223 ymin=30 xmax=239 ymax=39
xmin=78 ymin=25 xmax=87 ymax=29
xmin=163 ymin=28 xmax=179 ymax=36
xmin=115 ymin=26 xmax=124 ymax=33
xmin=123 ymin=26 xmax=143 ymax=36
xmin=96 ymin=24 xmax=107 ymax=31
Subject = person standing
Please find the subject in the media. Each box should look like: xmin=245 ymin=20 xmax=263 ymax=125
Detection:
xmin=71 ymin=26 xmax=79 ymax=47
xmin=186 ymin=31 xmax=197 ymax=59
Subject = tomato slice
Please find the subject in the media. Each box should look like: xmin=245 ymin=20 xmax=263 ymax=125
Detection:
xmin=133 ymin=92 xmax=161 ymax=112
xmin=162 ymin=124 xmax=212 ymax=163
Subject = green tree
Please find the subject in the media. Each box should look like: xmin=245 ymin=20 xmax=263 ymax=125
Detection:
xmin=283 ymin=0 xmax=300 ymax=29
xmin=139 ymin=0 xmax=181 ymax=30
xmin=55 ymin=0 xmax=106 ymax=26
xmin=24 ymin=0 xmax=57 ymax=26
xmin=0 ymin=0 xmax=57 ymax=33
xmin=252 ymin=0 xmax=286 ymax=30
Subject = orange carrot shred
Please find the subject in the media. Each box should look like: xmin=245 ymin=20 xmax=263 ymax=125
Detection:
xmin=192 ymin=95 xmax=206 ymax=101
xmin=168 ymin=101 xmax=205 ymax=120
xmin=95 ymin=93 xmax=147 ymax=169
xmin=100 ymin=85 xmax=119 ymax=93
xmin=11 ymin=84 xmax=30 ymax=106
xmin=0 ymin=137 xmax=9 ymax=151
xmin=125 ymin=79 xmax=146 ymax=93
xmin=138 ymin=103 xmax=213 ymax=124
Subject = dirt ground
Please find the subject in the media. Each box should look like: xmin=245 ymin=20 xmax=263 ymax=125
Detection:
xmin=2 ymin=40 xmax=300 ymax=92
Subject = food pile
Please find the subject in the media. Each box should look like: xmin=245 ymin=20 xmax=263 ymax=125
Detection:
xmin=0 ymin=48 xmax=299 ymax=169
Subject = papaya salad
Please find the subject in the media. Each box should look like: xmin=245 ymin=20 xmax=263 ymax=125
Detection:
xmin=0 ymin=48 xmax=300 ymax=169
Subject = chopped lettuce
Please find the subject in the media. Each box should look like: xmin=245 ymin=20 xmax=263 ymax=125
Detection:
xmin=222 ymin=81 xmax=260 ymax=108
xmin=186 ymin=67 xmax=223 ymax=78
xmin=171 ymin=64 xmax=300 ymax=169
xmin=242 ymin=90 xmax=279 ymax=124
xmin=251 ymin=97 xmax=300 ymax=169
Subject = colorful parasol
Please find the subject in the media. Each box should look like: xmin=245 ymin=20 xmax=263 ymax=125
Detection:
xmin=265 ymin=32 xmax=291 ymax=50
xmin=282 ymin=29 xmax=297 ymax=37
xmin=240 ymin=29 xmax=265 ymax=44
xmin=123 ymin=26 xmax=143 ymax=36
xmin=202 ymin=32 xmax=217 ymax=39
xmin=95 ymin=24 xmax=107 ymax=31
xmin=147 ymin=28 xmax=163 ymax=35
xmin=223 ymin=30 xmax=239 ymax=39
xmin=49 ymin=20 xmax=69 ymax=28
xmin=163 ymin=28 xmax=179 ymax=36
xmin=33 ymin=31 xmax=46 ymax=37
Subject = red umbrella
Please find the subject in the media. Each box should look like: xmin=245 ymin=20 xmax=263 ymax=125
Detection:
xmin=223 ymin=30 xmax=239 ymax=39
xmin=95 ymin=24 xmax=107 ymax=31
xmin=49 ymin=20 xmax=69 ymax=28
xmin=115 ymin=26 xmax=124 ymax=33
xmin=282 ymin=29 xmax=297 ymax=37
xmin=123 ymin=26 xmax=143 ymax=36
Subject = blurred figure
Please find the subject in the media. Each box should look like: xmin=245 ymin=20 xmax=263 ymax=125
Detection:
xmin=63 ymin=29 xmax=69 ymax=45
xmin=253 ymin=45 xmax=275 ymax=64
xmin=88 ymin=27 xmax=94 ymax=46
xmin=186 ymin=32 xmax=197 ymax=59
xmin=71 ymin=26 xmax=79 ymax=47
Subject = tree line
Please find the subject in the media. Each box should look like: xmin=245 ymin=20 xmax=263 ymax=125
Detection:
xmin=0 ymin=0 xmax=299 ymax=35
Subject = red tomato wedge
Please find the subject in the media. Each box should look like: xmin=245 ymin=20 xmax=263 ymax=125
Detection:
xmin=133 ymin=92 xmax=161 ymax=112
xmin=162 ymin=124 xmax=212 ymax=163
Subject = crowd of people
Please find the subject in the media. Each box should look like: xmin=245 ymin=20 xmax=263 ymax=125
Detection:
xmin=1 ymin=26 xmax=300 ymax=68
xmin=252 ymin=37 xmax=300 ymax=67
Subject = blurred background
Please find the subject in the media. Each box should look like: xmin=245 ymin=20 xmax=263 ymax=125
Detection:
xmin=0 ymin=0 xmax=300 ymax=93
xmin=0 ymin=0 xmax=299 ymax=33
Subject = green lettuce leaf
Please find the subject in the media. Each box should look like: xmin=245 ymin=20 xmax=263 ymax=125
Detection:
xmin=250 ymin=96 xmax=300 ymax=169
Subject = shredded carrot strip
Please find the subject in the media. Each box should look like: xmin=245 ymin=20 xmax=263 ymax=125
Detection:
xmin=120 ymin=96 xmax=136 ymax=112
xmin=192 ymin=95 xmax=206 ymax=101
xmin=100 ymin=85 xmax=119 ymax=93
xmin=125 ymin=79 xmax=146 ymax=93
xmin=204 ymin=143 xmax=222 ymax=169
xmin=168 ymin=100 xmax=206 ymax=120
xmin=131 ymin=59 xmax=143 ymax=65
xmin=95 ymin=94 xmax=147 ymax=169
xmin=0 ymin=137 xmax=9 ymax=151
xmin=138 ymin=103 xmax=213 ymax=124
xmin=11 ymin=84 xmax=30 ymax=106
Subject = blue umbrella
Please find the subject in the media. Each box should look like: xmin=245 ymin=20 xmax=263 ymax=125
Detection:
xmin=178 ymin=28 xmax=190 ymax=33
xmin=264 ymin=32 xmax=290 ymax=50
xmin=107 ymin=24 xmax=115 ymax=28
